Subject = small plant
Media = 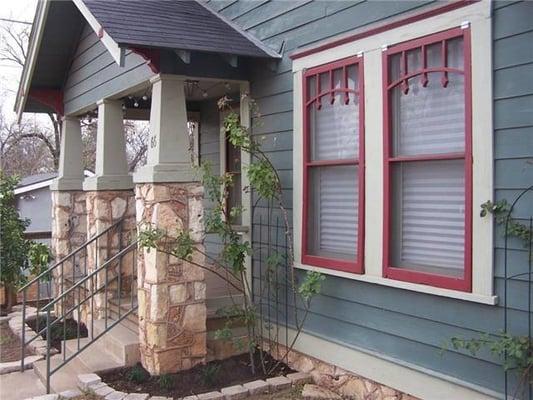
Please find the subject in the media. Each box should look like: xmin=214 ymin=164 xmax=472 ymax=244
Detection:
xmin=127 ymin=364 xmax=149 ymax=384
xmin=138 ymin=96 xmax=325 ymax=376
xmin=200 ymin=364 xmax=221 ymax=386
xmin=158 ymin=374 xmax=174 ymax=390
xmin=480 ymin=199 xmax=532 ymax=246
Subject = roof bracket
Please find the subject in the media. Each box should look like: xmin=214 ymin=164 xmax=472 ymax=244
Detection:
xmin=175 ymin=50 xmax=191 ymax=64
xmin=222 ymin=54 xmax=238 ymax=68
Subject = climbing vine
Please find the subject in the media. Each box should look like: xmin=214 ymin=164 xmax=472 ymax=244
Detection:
xmin=139 ymin=94 xmax=324 ymax=375
xmin=447 ymin=200 xmax=533 ymax=398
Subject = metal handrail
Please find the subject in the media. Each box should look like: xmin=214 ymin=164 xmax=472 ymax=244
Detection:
xmin=42 ymin=240 xmax=138 ymax=393
xmin=20 ymin=218 xmax=128 ymax=375
xmin=43 ymin=241 xmax=137 ymax=312
xmin=19 ymin=218 xmax=124 ymax=292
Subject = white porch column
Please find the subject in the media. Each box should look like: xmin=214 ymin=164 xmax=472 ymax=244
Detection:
xmin=133 ymin=74 xmax=195 ymax=183
xmin=51 ymin=116 xmax=84 ymax=191
xmin=83 ymin=99 xmax=133 ymax=191
xmin=134 ymin=74 xmax=206 ymax=375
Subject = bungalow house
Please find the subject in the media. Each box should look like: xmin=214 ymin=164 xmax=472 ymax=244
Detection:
xmin=14 ymin=1 xmax=533 ymax=399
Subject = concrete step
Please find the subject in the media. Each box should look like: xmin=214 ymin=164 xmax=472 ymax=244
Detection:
xmin=64 ymin=337 xmax=122 ymax=373
xmin=33 ymin=354 xmax=89 ymax=393
xmin=107 ymin=303 xmax=139 ymax=333
xmin=92 ymin=319 xmax=140 ymax=366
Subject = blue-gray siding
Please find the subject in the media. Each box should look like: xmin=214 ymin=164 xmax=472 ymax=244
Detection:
xmin=63 ymin=24 xmax=154 ymax=115
xmin=206 ymin=0 xmax=533 ymax=395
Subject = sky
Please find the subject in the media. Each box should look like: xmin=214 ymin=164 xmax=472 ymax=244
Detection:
xmin=0 ymin=0 xmax=37 ymax=122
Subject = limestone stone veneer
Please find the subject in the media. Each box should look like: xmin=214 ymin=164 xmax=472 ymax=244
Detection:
xmin=136 ymin=182 xmax=207 ymax=375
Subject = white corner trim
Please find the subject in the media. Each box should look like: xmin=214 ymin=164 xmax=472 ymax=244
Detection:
xmin=274 ymin=326 xmax=501 ymax=400
xmin=15 ymin=1 xmax=50 ymax=121
xmin=292 ymin=1 xmax=495 ymax=302
xmin=71 ymin=0 xmax=124 ymax=66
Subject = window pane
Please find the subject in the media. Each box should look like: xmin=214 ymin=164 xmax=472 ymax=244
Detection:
xmin=309 ymin=95 xmax=359 ymax=160
xmin=391 ymin=159 xmax=465 ymax=277
xmin=391 ymin=72 xmax=465 ymax=156
xmin=307 ymin=165 xmax=358 ymax=260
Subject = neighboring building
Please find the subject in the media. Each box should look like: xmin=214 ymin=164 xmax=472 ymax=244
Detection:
xmin=15 ymin=172 xmax=58 ymax=243
xmin=15 ymin=171 xmax=93 ymax=243
xmin=14 ymin=1 xmax=533 ymax=399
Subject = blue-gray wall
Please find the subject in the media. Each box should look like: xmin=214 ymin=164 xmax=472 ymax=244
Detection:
xmin=206 ymin=0 xmax=533 ymax=395
xmin=63 ymin=24 xmax=154 ymax=115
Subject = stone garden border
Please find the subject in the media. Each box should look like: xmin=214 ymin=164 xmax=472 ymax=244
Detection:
xmin=0 ymin=314 xmax=44 ymax=374
xmin=3 ymin=306 xmax=58 ymax=375
xmin=61 ymin=371 xmax=316 ymax=400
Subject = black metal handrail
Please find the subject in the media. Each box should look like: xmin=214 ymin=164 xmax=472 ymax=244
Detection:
xmin=19 ymin=218 xmax=126 ymax=374
xmin=41 ymin=240 xmax=138 ymax=393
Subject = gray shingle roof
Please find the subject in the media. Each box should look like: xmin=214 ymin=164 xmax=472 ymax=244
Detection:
xmin=18 ymin=172 xmax=58 ymax=187
xmin=82 ymin=0 xmax=278 ymax=58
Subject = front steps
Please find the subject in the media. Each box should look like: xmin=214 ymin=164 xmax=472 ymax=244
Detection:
xmin=31 ymin=318 xmax=139 ymax=393
xmin=29 ymin=294 xmax=249 ymax=393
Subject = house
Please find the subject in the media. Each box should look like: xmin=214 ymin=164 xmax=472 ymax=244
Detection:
xmin=14 ymin=171 xmax=94 ymax=243
xmin=14 ymin=1 xmax=533 ymax=399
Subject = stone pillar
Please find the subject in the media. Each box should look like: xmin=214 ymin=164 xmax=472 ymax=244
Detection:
xmin=50 ymin=117 xmax=87 ymax=314
xmin=83 ymin=99 xmax=135 ymax=321
xmin=135 ymin=183 xmax=206 ymax=374
xmin=134 ymin=74 xmax=206 ymax=374
xmin=85 ymin=190 xmax=136 ymax=320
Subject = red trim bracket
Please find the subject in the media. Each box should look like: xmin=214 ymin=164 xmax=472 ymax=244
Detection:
xmin=28 ymin=89 xmax=64 ymax=116
xmin=131 ymin=47 xmax=161 ymax=74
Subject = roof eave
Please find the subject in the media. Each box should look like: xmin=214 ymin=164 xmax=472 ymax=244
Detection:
xmin=14 ymin=0 xmax=50 ymax=122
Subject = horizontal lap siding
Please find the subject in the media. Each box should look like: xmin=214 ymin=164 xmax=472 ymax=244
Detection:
xmin=205 ymin=0 xmax=533 ymax=394
xmin=63 ymin=24 xmax=154 ymax=115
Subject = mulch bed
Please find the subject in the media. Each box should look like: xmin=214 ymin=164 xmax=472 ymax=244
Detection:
xmin=0 ymin=320 xmax=33 ymax=362
xmin=101 ymin=350 xmax=294 ymax=398
xmin=27 ymin=316 xmax=88 ymax=352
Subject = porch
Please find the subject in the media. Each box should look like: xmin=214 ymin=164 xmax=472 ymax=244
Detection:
xmin=14 ymin=0 xmax=280 ymax=392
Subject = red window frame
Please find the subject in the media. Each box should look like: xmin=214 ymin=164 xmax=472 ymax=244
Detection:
xmin=302 ymin=56 xmax=365 ymax=273
xmin=382 ymin=27 xmax=473 ymax=291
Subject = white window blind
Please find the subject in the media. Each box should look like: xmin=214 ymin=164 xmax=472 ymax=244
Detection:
xmin=388 ymin=35 xmax=467 ymax=277
xmin=308 ymin=166 xmax=358 ymax=259
xmin=305 ymin=63 xmax=360 ymax=263
xmin=391 ymin=160 xmax=465 ymax=276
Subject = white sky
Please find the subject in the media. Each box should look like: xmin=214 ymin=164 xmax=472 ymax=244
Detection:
xmin=0 ymin=0 xmax=37 ymax=122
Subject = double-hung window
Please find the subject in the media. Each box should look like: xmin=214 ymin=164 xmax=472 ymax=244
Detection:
xmin=302 ymin=56 xmax=365 ymax=273
xmin=383 ymin=28 xmax=472 ymax=291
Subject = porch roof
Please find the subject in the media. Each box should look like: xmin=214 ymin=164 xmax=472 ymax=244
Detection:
xmin=15 ymin=0 xmax=279 ymax=119
xmin=82 ymin=0 xmax=280 ymax=58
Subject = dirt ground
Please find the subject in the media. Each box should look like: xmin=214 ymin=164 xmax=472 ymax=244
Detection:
xmin=0 ymin=320 xmax=29 ymax=362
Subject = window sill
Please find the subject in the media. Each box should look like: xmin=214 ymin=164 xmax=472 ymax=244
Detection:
xmin=295 ymin=262 xmax=498 ymax=305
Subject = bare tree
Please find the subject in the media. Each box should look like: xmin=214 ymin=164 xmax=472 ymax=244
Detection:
xmin=1 ymin=22 xmax=61 ymax=170
xmin=0 ymin=108 xmax=54 ymax=176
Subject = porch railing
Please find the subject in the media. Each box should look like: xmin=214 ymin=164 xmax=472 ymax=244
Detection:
xmin=41 ymin=240 xmax=138 ymax=393
xmin=18 ymin=218 xmax=126 ymax=371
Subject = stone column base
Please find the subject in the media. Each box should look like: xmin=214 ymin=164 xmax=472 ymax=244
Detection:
xmin=51 ymin=190 xmax=87 ymax=316
xmin=136 ymin=182 xmax=207 ymax=375
xmin=85 ymin=190 xmax=136 ymax=321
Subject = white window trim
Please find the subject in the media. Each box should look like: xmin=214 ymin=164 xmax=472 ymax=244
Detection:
xmin=292 ymin=1 xmax=497 ymax=305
